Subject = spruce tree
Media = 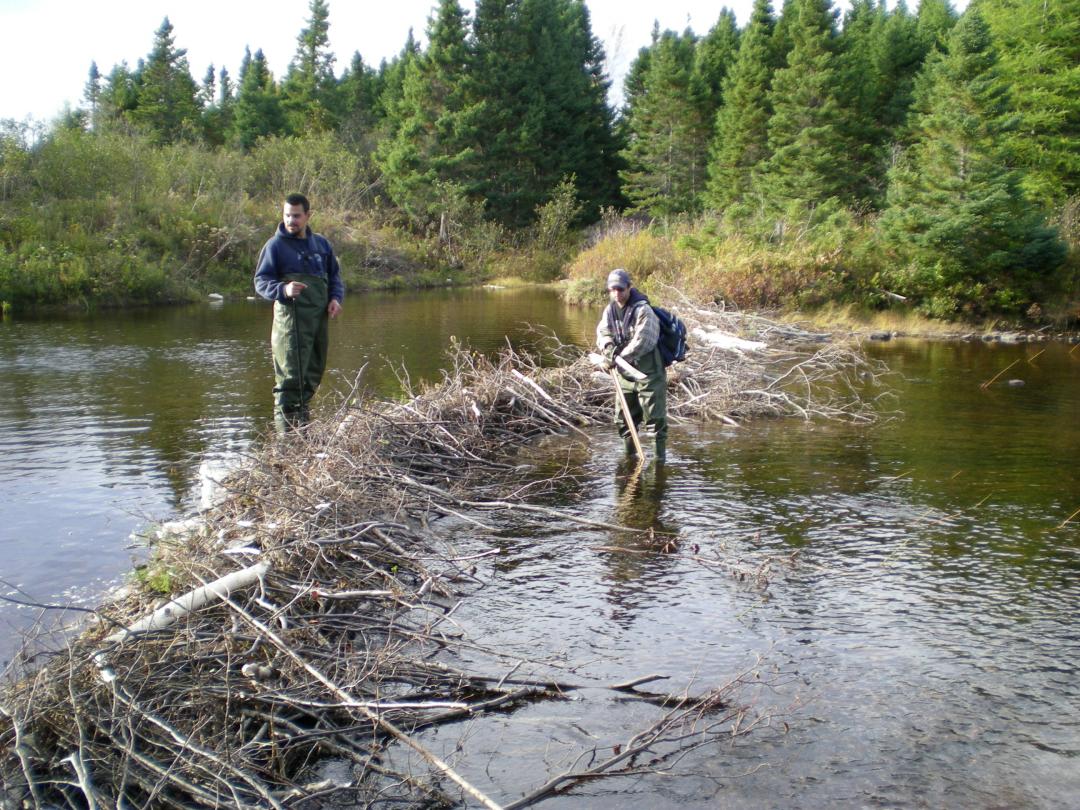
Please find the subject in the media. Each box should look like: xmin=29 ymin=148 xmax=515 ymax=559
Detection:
xmin=620 ymin=29 xmax=710 ymax=216
xmin=96 ymin=62 xmax=140 ymax=129
xmin=469 ymin=0 xmax=621 ymax=227
xmin=836 ymin=0 xmax=928 ymax=206
xmin=880 ymin=10 xmax=1065 ymax=316
xmin=339 ymin=52 xmax=380 ymax=142
xmin=756 ymin=0 xmax=850 ymax=218
xmin=281 ymin=0 xmax=339 ymax=133
xmin=870 ymin=2 xmax=927 ymax=134
xmin=374 ymin=31 xmax=421 ymax=125
xmin=706 ymin=0 xmax=777 ymax=211
xmin=519 ymin=0 xmax=622 ymax=220
xmin=130 ymin=18 xmax=202 ymax=143
xmin=915 ymin=0 xmax=958 ymax=51
xmin=977 ymin=0 xmax=1080 ymax=207
xmin=693 ymin=9 xmax=741 ymax=128
xmin=771 ymin=0 xmax=798 ymax=66
xmin=377 ymin=0 xmax=481 ymax=226
xmin=231 ymin=48 xmax=286 ymax=149
xmin=468 ymin=0 xmax=533 ymax=225
xmin=84 ymin=62 xmax=101 ymax=127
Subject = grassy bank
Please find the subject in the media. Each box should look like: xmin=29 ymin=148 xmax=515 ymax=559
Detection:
xmin=3 ymin=128 xmax=1077 ymax=324
xmin=0 ymin=129 xmax=501 ymax=313
xmin=562 ymin=212 xmax=1080 ymax=331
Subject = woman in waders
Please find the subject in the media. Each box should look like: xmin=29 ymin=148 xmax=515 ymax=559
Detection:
xmin=254 ymin=193 xmax=344 ymax=433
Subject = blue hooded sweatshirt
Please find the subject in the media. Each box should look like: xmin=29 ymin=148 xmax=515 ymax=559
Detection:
xmin=254 ymin=222 xmax=345 ymax=304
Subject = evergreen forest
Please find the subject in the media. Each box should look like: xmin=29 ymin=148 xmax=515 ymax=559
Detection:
xmin=0 ymin=0 xmax=1077 ymax=323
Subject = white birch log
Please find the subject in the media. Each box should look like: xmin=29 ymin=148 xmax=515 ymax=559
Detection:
xmin=105 ymin=561 xmax=269 ymax=643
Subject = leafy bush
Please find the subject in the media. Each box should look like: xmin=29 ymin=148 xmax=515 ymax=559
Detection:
xmin=564 ymin=229 xmax=690 ymax=292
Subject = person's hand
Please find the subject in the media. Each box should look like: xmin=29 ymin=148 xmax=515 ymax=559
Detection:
xmin=327 ymin=299 xmax=342 ymax=318
xmin=602 ymin=343 xmax=616 ymax=370
xmin=284 ymin=281 xmax=307 ymax=299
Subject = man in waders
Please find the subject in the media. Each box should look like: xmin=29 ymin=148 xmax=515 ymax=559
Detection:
xmin=596 ymin=268 xmax=667 ymax=460
xmin=254 ymin=193 xmax=344 ymax=433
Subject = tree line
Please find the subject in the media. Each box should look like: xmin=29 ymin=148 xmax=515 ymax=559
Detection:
xmin=3 ymin=0 xmax=1079 ymax=318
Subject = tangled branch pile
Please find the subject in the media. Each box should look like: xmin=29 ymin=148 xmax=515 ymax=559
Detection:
xmin=0 ymin=305 xmax=885 ymax=809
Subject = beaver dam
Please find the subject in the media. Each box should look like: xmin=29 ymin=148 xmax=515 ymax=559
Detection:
xmin=0 ymin=302 xmax=887 ymax=809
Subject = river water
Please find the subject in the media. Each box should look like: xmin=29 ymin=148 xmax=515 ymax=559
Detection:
xmin=1 ymin=289 xmax=1077 ymax=807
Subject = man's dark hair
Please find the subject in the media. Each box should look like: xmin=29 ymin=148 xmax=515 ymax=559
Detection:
xmin=285 ymin=192 xmax=310 ymax=212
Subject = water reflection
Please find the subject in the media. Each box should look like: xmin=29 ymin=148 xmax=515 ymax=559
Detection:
xmin=440 ymin=341 xmax=1079 ymax=808
xmin=0 ymin=288 xmax=595 ymax=655
xmin=2 ymin=298 xmax=1078 ymax=805
xmin=602 ymin=460 xmax=680 ymax=626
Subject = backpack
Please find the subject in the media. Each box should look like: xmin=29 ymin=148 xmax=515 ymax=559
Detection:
xmin=652 ymin=306 xmax=688 ymax=367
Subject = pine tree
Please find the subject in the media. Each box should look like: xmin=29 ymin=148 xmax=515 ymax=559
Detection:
xmin=620 ymin=29 xmax=710 ymax=216
xmin=96 ymin=62 xmax=140 ymax=129
xmin=231 ymin=48 xmax=286 ymax=149
xmin=84 ymin=62 xmax=101 ymax=127
xmin=915 ymin=0 xmax=958 ymax=51
xmin=377 ymin=0 xmax=481 ymax=226
xmin=519 ymin=0 xmax=622 ymax=220
xmin=693 ymin=9 xmax=741 ymax=127
xmin=977 ymin=0 xmax=1080 ymax=207
xmin=756 ymin=0 xmax=850 ymax=217
xmin=130 ymin=18 xmax=202 ymax=143
xmin=468 ymin=0 xmax=621 ymax=227
xmin=706 ymin=0 xmax=777 ymax=211
xmin=880 ymin=10 xmax=1064 ymax=316
xmin=281 ymin=0 xmax=339 ymax=133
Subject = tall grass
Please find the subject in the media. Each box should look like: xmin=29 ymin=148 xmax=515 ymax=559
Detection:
xmin=564 ymin=210 xmax=877 ymax=314
xmin=0 ymin=128 xmax=467 ymax=311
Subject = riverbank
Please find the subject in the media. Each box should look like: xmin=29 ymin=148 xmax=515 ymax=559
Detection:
xmin=0 ymin=304 xmax=883 ymax=807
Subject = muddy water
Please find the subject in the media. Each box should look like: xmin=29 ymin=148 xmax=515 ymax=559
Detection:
xmin=1 ymin=293 xmax=1077 ymax=807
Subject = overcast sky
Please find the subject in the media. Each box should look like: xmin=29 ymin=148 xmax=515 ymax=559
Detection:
xmin=2 ymin=0 xmax=962 ymax=124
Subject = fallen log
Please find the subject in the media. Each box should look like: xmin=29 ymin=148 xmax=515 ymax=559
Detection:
xmin=104 ymin=560 xmax=270 ymax=643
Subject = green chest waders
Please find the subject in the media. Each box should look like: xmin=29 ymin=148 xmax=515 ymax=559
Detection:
xmin=271 ymin=273 xmax=329 ymax=430
xmin=615 ymin=346 xmax=668 ymax=457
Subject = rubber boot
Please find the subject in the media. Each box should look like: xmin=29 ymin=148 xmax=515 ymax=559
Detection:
xmin=275 ymin=408 xmax=302 ymax=435
xmin=623 ymin=434 xmax=638 ymax=456
xmin=655 ymin=436 xmax=666 ymax=463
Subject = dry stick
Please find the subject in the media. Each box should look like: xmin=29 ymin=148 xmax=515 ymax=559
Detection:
xmin=399 ymin=475 xmax=653 ymax=533
xmin=110 ymin=681 xmax=285 ymax=809
xmin=219 ymin=593 xmax=506 ymax=810
xmin=0 ymin=704 xmax=44 ymax=807
xmin=501 ymin=693 xmax=698 ymax=810
xmin=611 ymin=369 xmax=644 ymax=457
xmin=1054 ymin=506 xmax=1080 ymax=530
xmin=65 ymin=660 xmax=99 ymax=810
xmin=980 ymin=358 xmax=1020 ymax=389
xmin=609 ymin=674 xmax=670 ymax=691
xmin=509 ymin=373 xmax=591 ymax=438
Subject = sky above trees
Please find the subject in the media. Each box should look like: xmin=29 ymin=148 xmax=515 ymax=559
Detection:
xmin=2 ymin=0 xmax=967 ymax=122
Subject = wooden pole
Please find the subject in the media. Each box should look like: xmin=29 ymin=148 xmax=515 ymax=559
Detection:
xmin=611 ymin=369 xmax=644 ymax=457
